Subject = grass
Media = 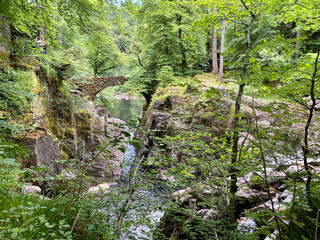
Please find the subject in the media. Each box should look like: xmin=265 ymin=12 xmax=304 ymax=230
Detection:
xmin=0 ymin=191 xmax=108 ymax=239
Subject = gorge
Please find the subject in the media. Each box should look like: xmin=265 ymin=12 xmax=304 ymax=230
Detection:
xmin=1 ymin=0 xmax=320 ymax=239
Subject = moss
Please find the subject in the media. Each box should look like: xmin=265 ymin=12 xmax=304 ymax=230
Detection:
xmin=60 ymin=150 xmax=69 ymax=160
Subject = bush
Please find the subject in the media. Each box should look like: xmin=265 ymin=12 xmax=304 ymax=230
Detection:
xmin=0 ymin=70 xmax=34 ymax=115
xmin=157 ymin=66 xmax=174 ymax=85
xmin=0 ymin=191 xmax=112 ymax=240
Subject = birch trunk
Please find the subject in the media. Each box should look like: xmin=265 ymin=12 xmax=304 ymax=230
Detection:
xmin=219 ymin=18 xmax=226 ymax=81
xmin=212 ymin=28 xmax=218 ymax=74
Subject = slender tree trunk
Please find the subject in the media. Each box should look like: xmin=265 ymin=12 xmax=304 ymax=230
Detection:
xmin=303 ymin=49 xmax=320 ymax=207
xmin=229 ymin=83 xmax=245 ymax=224
xmin=141 ymin=92 xmax=153 ymax=111
xmin=219 ymin=18 xmax=226 ymax=81
xmin=295 ymin=27 xmax=301 ymax=67
xmin=229 ymin=17 xmax=254 ymax=224
xmin=206 ymin=31 xmax=211 ymax=71
xmin=212 ymin=8 xmax=218 ymax=74
xmin=94 ymin=67 xmax=97 ymax=77
xmin=177 ymin=14 xmax=187 ymax=73
xmin=212 ymin=28 xmax=218 ymax=74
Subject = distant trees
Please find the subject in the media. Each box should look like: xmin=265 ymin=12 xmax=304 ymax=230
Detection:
xmin=87 ymin=22 xmax=121 ymax=77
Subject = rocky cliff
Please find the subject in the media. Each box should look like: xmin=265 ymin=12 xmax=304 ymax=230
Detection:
xmin=139 ymin=76 xmax=320 ymax=239
xmin=15 ymin=69 xmax=127 ymax=188
xmin=141 ymin=81 xmax=320 ymax=164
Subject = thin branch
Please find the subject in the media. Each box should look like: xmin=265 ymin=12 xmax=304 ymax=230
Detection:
xmin=240 ymin=0 xmax=256 ymax=19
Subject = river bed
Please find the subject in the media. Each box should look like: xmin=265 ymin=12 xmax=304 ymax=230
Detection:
xmin=98 ymin=91 xmax=168 ymax=240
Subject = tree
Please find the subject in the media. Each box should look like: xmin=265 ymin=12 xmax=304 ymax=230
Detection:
xmin=87 ymin=28 xmax=120 ymax=77
xmin=219 ymin=18 xmax=226 ymax=81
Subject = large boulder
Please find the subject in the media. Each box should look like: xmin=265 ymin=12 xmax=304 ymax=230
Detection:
xmin=18 ymin=129 xmax=62 ymax=174
xmin=18 ymin=130 xmax=62 ymax=187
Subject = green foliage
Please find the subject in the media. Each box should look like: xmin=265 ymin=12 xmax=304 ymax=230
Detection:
xmin=156 ymin=66 xmax=174 ymax=86
xmin=0 ymin=191 xmax=116 ymax=239
xmin=0 ymin=70 xmax=34 ymax=115
xmin=1 ymin=0 xmax=320 ymax=239
xmin=0 ymin=137 xmax=28 ymax=191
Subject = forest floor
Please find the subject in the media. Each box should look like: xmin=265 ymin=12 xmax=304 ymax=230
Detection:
xmin=194 ymin=73 xmax=289 ymax=102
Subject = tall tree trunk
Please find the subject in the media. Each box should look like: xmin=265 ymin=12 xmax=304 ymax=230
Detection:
xmin=177 ymin=14 xmax=187 ymax=73
xmin=303 ymin=49 xmax=320 ymax=207
xmin=229 ymin=16 xmax=254 ymax=224
xmin=212 ymin=28 xmax=218 ymax=74
xmin=295 ymin=26 xmax=301 ymax=67
xmin=212 ymin=8 xmax=218 ymax=74
xmin=219 ymin=18 xmax=226 ymax=81
xmin=93 ymin=66 xmax=98 ymax=77
xmin=229 ymin=83 xmax=245 ymax=224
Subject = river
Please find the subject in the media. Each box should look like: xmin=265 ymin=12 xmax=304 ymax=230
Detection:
xmin=98 ymin=92 xmax=168 ymax=240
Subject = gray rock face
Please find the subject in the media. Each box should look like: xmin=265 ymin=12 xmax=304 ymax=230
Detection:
xmin=18 ymin=130 xmax=62 ymax=187
xmin=32 ymin=134 xmax=62 ymax=174
xmin=153 ymin=100 xmax=165 ymax=110
xmin=145 ymin=112 xmax=172 ymax=130
xmin=85 ymin=115 xmax=127 ymax=182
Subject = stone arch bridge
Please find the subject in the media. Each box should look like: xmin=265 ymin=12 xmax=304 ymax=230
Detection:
xmin=73 ymin=76 xmax=127 ymax=100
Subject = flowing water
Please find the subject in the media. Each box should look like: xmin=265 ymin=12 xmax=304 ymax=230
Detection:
xmin=101 ymin=92 xmax=298 ymax=239
xmin=102 ymin=92 xmax=167 ymax=239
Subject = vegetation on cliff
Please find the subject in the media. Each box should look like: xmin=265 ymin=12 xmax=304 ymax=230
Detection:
xmin=0 ymin=0 xmax=320 ymax=239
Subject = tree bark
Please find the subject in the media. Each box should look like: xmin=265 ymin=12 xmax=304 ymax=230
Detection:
xmin=212 ymin=28 xmax=218 ymax=74
xmin=177 ymin=14 xmax=187 ymax=73
xmin=219 ymin=18 xmax=226 ymax=81
xmin=295 ymin=26 xmax=301 ymax=67
xmin=303 ymin=49 xmax=320 ymax=207
xmin=212 ymin=8 xmax=218 ymax=74
xmin=229 ymin=15 xmax=254 ymax=224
